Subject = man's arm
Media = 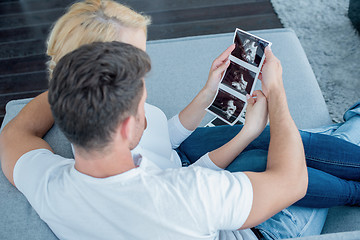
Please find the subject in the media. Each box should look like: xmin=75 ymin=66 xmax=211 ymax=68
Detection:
xmin=0 ymin=92 xmax=54 ymax=186
xmin=240 ymin=47 xmax=307 ymax=229
xmin=178 ymin=44 xmax=235 ymax=131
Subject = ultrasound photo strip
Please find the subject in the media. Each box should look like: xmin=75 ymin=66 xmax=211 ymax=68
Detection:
xmin=207 ymin=88 xmax=246 ymax=125
xmin=206 ymin=28 xmax=272 ymax=125
xmin=204 ymin=116 xmax=244 ymax=127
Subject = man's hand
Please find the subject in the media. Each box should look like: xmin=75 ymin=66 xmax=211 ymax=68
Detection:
xmin=258 ymin=47 xmax=283 ymax=98
xmin=202 ymin=44 xmax=235 ymax=105
xmin=243 ymin=90 xmax=268 ymax=139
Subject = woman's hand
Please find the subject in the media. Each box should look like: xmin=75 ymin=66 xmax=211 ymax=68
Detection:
xmin=201 ymin=44 xmax=235 ymax=105
xmin=243 ymin=90 xmax=268 ymax=139
xmin=178 ymin=44 xmax=235 ymax=131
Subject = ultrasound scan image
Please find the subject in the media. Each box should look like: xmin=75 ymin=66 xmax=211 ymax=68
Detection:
xmin=221 ymin=62 xmax=256 ymax=95
xmin=231 ymin=30 xmax=269 ymax=67
xmin=208 ymin=88 xmax=245 ymax=124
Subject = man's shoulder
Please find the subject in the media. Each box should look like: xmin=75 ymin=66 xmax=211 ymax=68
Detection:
xmin=14 ymin=148 xmax=73 ymax=188
xmin=16 ymin=148 xmax=68 ymax=167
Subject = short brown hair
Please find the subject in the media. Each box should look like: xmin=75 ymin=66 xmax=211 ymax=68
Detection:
xmin=48 ymin=41 xmax=151 ymax=151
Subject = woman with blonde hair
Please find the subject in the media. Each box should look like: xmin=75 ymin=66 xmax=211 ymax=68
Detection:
xmin=46 ymin=0 xmax=150 ymax=79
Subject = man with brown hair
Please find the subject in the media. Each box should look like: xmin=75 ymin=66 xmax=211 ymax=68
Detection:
xmin=0 ymin=40 xmax=312 ymax=239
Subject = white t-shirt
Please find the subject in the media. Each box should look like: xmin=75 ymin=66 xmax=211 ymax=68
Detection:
xmin=132 ymin=103 xmax=185 ymax=169
xmin=70 ymin=103 xmax=198 ymax=169
xmin=14 ymin=149 xmax=255 ymax=240
xmin=131 ymin=103 xmax=223 ymax=171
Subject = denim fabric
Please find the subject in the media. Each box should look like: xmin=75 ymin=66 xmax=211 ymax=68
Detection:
xmin=257 ymin=207 xmax=328 ymax=239
xmin=176 ymin=126 xmax=334 ymax=238
xmin=297 ymin=167 xmax=360 ymax=207
xmin=303 ymin=99 xmax=360 ymax=146
xmin=176 ymin=101 xmax=360 ymax=238
xmin=344 ymin=100 xmax=360 ymax=120
xmin=177 ymin=101 xmax=360 ymax=208
xmin=300 ymin=131 xmax=360 ymax=181
xmin=227 ymin=148 xmax=360 ymax=208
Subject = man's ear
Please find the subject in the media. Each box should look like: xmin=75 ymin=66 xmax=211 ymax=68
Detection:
xmin=119 ymin=116 xmax=135 ymax=142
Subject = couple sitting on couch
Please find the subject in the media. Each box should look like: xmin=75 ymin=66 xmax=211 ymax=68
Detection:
xmin=1 ymin=0 xmax=360 ymax=239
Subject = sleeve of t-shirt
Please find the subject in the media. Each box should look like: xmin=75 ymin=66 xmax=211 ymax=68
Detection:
xmin=167 ymin=114 xmax=193 ymax=149
xmin=184 ymin=167 xmax=253 ymax=231
xmin=191 ymin=152 xmax=222 ymax=171
xmin=13 ymin=149 xmax=71 ymax=211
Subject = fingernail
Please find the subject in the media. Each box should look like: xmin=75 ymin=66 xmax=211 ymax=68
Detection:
xmin=246 ymin=94 xmax=250 ymax=100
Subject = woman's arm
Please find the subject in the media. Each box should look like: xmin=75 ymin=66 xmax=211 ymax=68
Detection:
xmin=178 ymin=44 xmax=235 ymax=131
xmin=208 ymin=90 xmax=269 ymax=169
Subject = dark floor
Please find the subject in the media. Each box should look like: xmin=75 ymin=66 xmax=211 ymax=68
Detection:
xmin=0 ymin=0 xmax=282 ymax=125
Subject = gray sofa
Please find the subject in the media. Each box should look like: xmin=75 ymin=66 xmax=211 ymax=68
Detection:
xmin=1 ymin=28 xmax=359 ymax=239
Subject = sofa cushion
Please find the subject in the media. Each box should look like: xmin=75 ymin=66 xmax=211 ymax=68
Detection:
xmin=322 ymin=206 xmax=360 ymax=234
xmin=145 ymin=28 xmax=332 ymax=128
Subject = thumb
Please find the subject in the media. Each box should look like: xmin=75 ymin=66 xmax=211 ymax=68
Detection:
xmin=264 ymin=46 xmax=273 ymax=60
xmin=246 ymin=94 xmax=255 ymax=105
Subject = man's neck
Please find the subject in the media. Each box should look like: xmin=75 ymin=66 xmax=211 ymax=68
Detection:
xmin=73 ymin=145 xmax=136 ymax=178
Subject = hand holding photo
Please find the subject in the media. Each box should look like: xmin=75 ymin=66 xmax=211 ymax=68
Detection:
xmin=206 ymin=28 xmax=271 ymax=126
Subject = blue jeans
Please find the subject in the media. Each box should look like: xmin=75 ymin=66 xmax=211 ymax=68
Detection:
xmin=176 ymin=101 xmax=360 ymax=238
xmin=303 ymin=100 xmax=360 ymax=146
xmin=257 ymin=206 xmax=328 ymax=239
xmin=177 ymin=125 xmax=360 ymax=207
xmin=176 ymin=127 xmax=338 ymax=239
